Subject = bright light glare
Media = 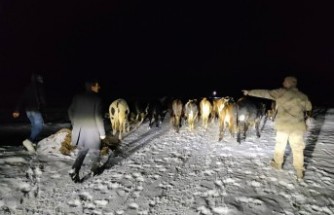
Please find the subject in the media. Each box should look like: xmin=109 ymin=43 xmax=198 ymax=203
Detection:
xmin=239 ymin=115 xmax=245 ymax=121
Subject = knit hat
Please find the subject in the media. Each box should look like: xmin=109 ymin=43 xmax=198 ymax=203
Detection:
xmin=284 ymin=76 xmax=297 ymax=88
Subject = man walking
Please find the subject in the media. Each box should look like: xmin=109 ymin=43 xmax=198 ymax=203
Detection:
xmin=13 ymin=73 xmax=46 ymax=153
xmin=67 ymin=80 xmax=106 ymax=183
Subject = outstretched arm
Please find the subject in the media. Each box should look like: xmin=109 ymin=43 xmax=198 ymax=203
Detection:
xmin=242 ymin=88 xmax=285 ymax=101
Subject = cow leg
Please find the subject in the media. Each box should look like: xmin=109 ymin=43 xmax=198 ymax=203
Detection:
xmin=119 ymin=119 xmax=124 ymax=140
xmin=237 ymin=133 xmax=241 ymax=143
xmin=111 ymin=118 xmax=117 ymax=136
xmin=126 ymin=121 xmax=130 ymax=132
xmin=228 ymin=122 xmax=236 ymax=139
xmin=236 ymin=124 xmax=242 ymax=143
xmin=148 ymin=116 xmax=153 ymax=128
xmin=194 ymin=115 xmax=198 ymax=130
xmin=155 ymin=113 xmax=160 ymax=127
xmin=175 ymin=116 xmax=180 ymax=133
xmin=171 ymin=116 xmax=175 ymax=129
xmin=192 ymin=117 xmax=196 ymax=130
xmin=237 ymin=122 xmax=247 ymax=143
xmin=203 ymin=117 xmax=207 ymax=128
xmin=243 ymin=124 xmax=248 ymax=141
xmin=218 ymin=119 xmax=225 ymax=141
xmin=255 ymin=120 xmax=261 ymax=138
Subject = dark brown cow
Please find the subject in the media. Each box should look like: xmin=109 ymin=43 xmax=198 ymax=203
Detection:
xmin=129 ymin=99 xmax=148 ymax=125
xmin=235 ymin=97 xmax=265 ymax=143
xmin=217 ymin=96 xmax=266 ymax=143
xmin=146 ymin=98 xmax=167 ymax=128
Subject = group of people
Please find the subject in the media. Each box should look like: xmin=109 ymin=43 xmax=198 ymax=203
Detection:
xmin=13 ymin=74 xmax=312 ymax=182
xmin=13 ymin=74 xmax=106 ymax=182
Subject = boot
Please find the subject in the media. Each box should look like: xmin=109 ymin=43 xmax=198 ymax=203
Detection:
xmin=270 ymin=159 xmax=282 ymax=170
xmin=68 ymin=169 xmax=80 ymax=183
xmin=90 ymin=163 xmax=103 ymax=176
xmin=22 ymin=139 xmax=36 ymax=153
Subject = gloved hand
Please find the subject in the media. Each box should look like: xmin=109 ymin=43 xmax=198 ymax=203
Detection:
xmin=241 ymin=90 xmax=249 ymax=96
xmin=100 ymin=135 xmax=106 ymax=140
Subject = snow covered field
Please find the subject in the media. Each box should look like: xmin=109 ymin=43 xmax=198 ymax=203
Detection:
xmin=0 ymin=108 xmax=333 ymax=215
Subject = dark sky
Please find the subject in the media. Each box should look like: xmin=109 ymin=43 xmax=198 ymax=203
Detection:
xmin=1 ymin=0 xmax=333 ymax=107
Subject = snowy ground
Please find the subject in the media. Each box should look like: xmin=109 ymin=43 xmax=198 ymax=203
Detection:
xmin=0 ymin=108 xmax=333 ymax=215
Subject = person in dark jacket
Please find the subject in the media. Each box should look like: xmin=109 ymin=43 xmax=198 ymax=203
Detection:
xmin=68 ymin=80 xmax=106 ymax=183
xmin=12 ymin=73 xmax=46 ymax=153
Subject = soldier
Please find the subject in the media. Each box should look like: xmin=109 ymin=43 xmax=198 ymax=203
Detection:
xmin=242 ymin=76 xmax=312 ymax=180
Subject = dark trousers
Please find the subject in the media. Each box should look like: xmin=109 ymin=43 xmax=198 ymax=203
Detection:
xmin=72 ymin=148 xmax=100 ymax=173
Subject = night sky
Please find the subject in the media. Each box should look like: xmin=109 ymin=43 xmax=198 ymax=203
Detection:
xmin=1 ymin=0 xmax=333 ymax=107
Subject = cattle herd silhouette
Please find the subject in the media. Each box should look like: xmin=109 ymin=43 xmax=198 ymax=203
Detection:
xmin=107 ymin=95 xmax=274 ymax=143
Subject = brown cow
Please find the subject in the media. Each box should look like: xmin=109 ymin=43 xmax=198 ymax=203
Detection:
xmin=171 ymin=99 xmax=183 ymax=132
xmin=217 ymin=97 xmax=238 ymax=141
xmin=199 ymin=97 xmax=212 ymax=128
xmin=211 ymin=98 xmax=220 ymax=122
xmin=184 ymin=99 xmax=199 ymax=131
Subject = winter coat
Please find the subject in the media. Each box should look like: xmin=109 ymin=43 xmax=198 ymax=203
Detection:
xmin=247 ymin=87 xmax=312 ymax=132
xmin=15 ymin=80 xmax=46 ymax=112
xmin=68 ymin=92 xmax=106 ymax=147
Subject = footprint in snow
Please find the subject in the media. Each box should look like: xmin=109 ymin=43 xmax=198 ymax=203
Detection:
xmin=278 ymin=181 xmax=294 ymax=190
xmin=237 ymin=197 xmax=267 ymax=213
xmin=201 ymin=170 xmax=215 ymax=176
xmin=94 ymin=199 xmax=109 ymax=207
xmin=303 ymin=204 xmax=334 ymax=215
xmin=78 ymin=191 xmax=93 ymax=201
xmin=247 ymin=180 xmax=262 ymax=188
xmin=68 ymin=199 xmax=81 ymax=207
xmin=222 ymin=178 xmax=237 ymax=184
xmin=320 ymin=176 xmax=333 ymax=186
xmin=50 ymin=174 xmax=62 ymax=179
xmin=19 ymin=182 xmax=31 ymax=197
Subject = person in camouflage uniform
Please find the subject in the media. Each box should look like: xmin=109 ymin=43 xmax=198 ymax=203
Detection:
xmin=242 ymin=76 xmax=312 ymax=179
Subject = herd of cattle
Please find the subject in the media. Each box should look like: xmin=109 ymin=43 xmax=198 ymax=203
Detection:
xmin=108 ymin=96 xmax=276 ymax=143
